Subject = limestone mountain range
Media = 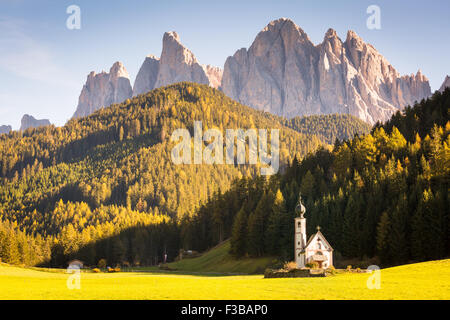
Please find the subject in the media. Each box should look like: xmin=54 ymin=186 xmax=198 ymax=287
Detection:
xmin=0 ymin=125 xmax=12 ymax=135
xmin=72 ymin=18 xmax=441 ymax=124
xmin=439 ymin=75 xmax=450 ymax=92
xmin=221 ymin=18 xmax=431 ymax=124
xmin=72 ymin=62 xmax=133 ymax=119
xmin=19 ymin=114 xmax=51 ymax=131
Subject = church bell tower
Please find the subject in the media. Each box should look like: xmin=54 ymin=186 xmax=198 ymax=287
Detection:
xmin=295 ymin=193 xmax=307 ymax=268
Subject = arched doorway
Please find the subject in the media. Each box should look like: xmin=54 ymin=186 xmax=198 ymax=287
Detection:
xmin=313 ymin=251 xmax=325 ymax=269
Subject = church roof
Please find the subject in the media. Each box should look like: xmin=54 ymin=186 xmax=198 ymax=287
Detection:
xmin=305 ymin=230 xmax=334 ymax=251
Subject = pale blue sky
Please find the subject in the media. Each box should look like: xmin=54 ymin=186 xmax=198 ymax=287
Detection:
xmin=0 ymin=0 xmax=449 ymax=129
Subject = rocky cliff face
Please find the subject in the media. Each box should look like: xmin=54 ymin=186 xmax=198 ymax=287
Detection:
xmin=154 ymin=31 xmax=210 ymax=89
xmin=439 ymin=75 xmax=450 ymax=92
xmin=221 ymin=18 xmax=431 ymax=124
xmin=132 ymin=55 xmax=160 ymax=96
xmin=73 ymin=62 xmax=132 ymax=118
xmin=203 ymin=65 xmax=223 ymax=89
xmin=0 ymin=125 xmax=12 ymax=134
xmin=133 ymin=32 xmax=222 ymax=96
xmin=20 ymin=115 xmax=51 ymax=131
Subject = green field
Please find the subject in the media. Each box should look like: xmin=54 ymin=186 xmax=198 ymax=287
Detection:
xmin=0 ymin=259 xmax=449 ymax=299
xmin=168 ymin=241 xmax=276 ymax=274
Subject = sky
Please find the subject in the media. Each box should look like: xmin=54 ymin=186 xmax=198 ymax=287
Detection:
xmin=0 ymin=0 xmax=449 ymax=129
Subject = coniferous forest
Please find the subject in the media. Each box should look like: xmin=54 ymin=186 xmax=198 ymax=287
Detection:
xmin=0 ymin=83 xmax=448 ymax=268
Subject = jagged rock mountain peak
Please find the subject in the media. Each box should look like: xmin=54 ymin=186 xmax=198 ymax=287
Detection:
xmin=0 ymin=125 xmax=12 ymax=134
xmin=160 ymin=31 xmax=199 ymax=66
xmin=415 ymin=69 xmax=428 ymax=82
xmin=20 ymin=114 xmax=51 ymax=131
xmin=73 ymin=29 xmax=225 ymax=117
xmin=72 ymin=19 xmax=431 ymax=123
xmin=109 ymin=61 xmax=130 ymax=79
xmin=134 ymin=31 xmax=222 ymax=94
xmin=203 ymin=65 xmax=223 ymax=89
xmin=345 ymin=30 xmax=362 ymax=42
xmin=133 ymin=55 xmax=160 ymax=96
xmin=439 ymin=75 xmax=450 ymax=92
xmin=252 ymin=17 xmax=312 ymax=54
xmin=72 ymin=61 xmax=132 ymax=119
xmin=221 ymin=18 xmax=431 ymax=124
xmin=262 ymin=17 xmax=307 ymax=37
xmin=320 ymin=28 xmax=344 ymax=59
xmin=164 ymin=31 xmax=181 ymax=43
xmin=324 ymin=28 xmax=338 ymax=39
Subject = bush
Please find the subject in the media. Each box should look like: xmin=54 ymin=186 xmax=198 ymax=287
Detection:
xmin=283 ymin=261 xmax=298 ymax=271
xmin=325 ymin=267 xmax=337 ymax=275
xmin=98 ymin=259 xmax=107 ymax=269
xmin=306 ymin=262 xmax=319 ymax=269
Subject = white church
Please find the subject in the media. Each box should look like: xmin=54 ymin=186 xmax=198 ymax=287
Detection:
xmin=295 ymin=194 xmax=333 ymax=269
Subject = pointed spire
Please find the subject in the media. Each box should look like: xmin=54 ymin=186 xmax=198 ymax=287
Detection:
xmin=164 ymin=31 xmax=180 ymax=43
xmin=295 ymin=192 xmax=306 ymax=218
xmin=324 ymin=28 xmax=337 ymax=39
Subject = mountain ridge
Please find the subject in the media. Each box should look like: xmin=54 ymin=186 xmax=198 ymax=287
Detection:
xmin=221 ymin=18 xmax=431 ymax=124
xmin=20 ymin=114 xmax=51 ymax=131
xmin=73 ymin=61 xmax=133 ymax=119
xmin=72 ymin=18 xmax=433 ymax=124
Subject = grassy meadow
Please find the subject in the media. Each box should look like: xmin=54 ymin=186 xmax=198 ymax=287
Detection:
xmin=168 ymin=240 xmax=276 ymax=274
xmin=0 ymin=259 xmax=449 ymax=300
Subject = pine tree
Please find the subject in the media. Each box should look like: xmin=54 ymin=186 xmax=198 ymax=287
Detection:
xmin=342 ymin=193 xmax=361 ymax=257
xmin=230 ymin=205 xmax=248 ymax=257
xmin=389 ymin=194 xmax=409 ymax=264
xmin=377 ymin=211 xmax=391 ymax=264
xmin=4 ymin=229 xmax=21 ymax=265
xmin=300 ymin=170 xmax=315 ymax=198
xmin=265 ymin=190 xmax=285 ymax=255
xmin=248 ymin=193 xmax=269 ymax=257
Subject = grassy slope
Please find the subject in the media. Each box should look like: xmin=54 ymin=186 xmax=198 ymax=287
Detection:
xmin=0 ymin=259 xmax=449 ymax=299
xmin=168 ymin=240 xmax=277 ymax=274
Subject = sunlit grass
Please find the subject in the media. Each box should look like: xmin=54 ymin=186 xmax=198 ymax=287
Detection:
xmin=0 ymin=259 xmax=449 ymax=299
xmin=168 ymin=240 xmax=276 ymax=274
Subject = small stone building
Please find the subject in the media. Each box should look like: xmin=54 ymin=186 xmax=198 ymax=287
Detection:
xmin=294 ymin=194 xmax=333 ymax=269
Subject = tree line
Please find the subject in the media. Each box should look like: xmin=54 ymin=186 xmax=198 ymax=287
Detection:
xmin=0 ymin=83 xmax=366 ymax=267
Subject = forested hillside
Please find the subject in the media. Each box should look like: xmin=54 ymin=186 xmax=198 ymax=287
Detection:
xmin=286 ymin=114 xmax=371 ymax=144
xmin=0 ymin=83 xmax=366 ymax=267
xmin=180 ymin=89 xmax=449 ymax=266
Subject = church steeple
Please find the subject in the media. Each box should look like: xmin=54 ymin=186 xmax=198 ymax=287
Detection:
xmin=294 ymin=192 xmax=307 ymax=268
xmin=295 ymin=193 xmax=306 ymax=218
xmin=293 ymin=193 xmax=334 ymax=269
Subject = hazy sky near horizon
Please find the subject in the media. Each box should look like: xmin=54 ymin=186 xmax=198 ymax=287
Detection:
xmin=0 ymin=0 xmax=449 ymax=129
